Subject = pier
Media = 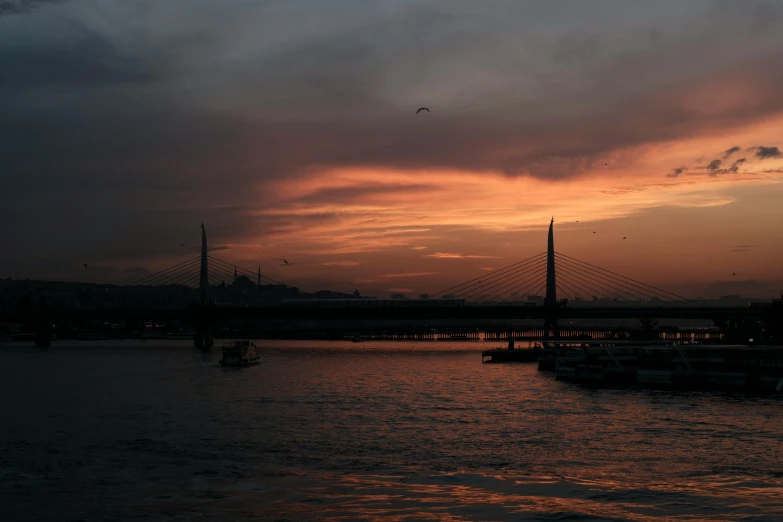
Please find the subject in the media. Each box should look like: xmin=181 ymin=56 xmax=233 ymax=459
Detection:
xmin=537 ymin=344 xmax=783 ymax=393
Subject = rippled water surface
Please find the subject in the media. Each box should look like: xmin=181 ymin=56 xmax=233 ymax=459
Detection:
xmin=2 ymin=340 xmax=782 ymax=521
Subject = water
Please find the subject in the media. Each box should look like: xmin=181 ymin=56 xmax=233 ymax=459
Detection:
xmin=2 ymin=340 xmax=782 ymax=521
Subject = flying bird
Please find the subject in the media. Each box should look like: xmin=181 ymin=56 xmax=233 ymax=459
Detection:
xmin=281 ymin=259 xmax=297 ymax=266
xmin=593 ymin=231 xmax=596 ymax=234
xmin=83 ymin=264 xmax=88 ymax=269
xmin=623 ymin=237 xmax=627 ymax=239
xmin=416 ymin=108 xmax=429 ymax=114
xmin=732 ymin=272 xmax=736 ymax=276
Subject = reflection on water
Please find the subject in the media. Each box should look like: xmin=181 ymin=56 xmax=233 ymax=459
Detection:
xmin=1 ymin=340 xmax=782 ymax=521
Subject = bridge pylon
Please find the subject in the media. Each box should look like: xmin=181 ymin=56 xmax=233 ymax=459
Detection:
xmin=194 ymin=222 xmax=214 ymax=350
xmin=543 ymin=218 xmax=560 ymax=343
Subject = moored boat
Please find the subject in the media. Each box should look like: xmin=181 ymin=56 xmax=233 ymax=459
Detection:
xmin=219 ymin=341 xmax=260 ymax=367
xmin=481 ymin=341 xmax=541 ymax=363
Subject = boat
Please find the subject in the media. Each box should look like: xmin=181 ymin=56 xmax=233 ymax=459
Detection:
xmin=219 ymin=341 xmax=260 ymax=367
xmin=482 ymin=341 xmax=541 ymax=363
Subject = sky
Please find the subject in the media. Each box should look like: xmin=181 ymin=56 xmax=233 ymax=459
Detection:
xmin=1 ymin=0 xmax=783 ymax=298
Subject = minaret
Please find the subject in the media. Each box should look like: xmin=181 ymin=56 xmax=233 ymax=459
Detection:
xmin=545 ymin=217 xmax=557 ymax=307
xmin=199 ymin=222 xmax=209 ymax=305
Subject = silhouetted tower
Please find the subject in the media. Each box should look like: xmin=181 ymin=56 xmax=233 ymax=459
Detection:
xmin=543 ymin=218 xmax=560 ymax=341
xmin=257 ymin=266 xmax=261 ymax=288
xmin=199 ymin=222 xmax=209 ymax=305
xmin=233 ymin=265 xmax=237 ymax=282
xmin=545 ymin=217 xmax=557 ymax=307
xmin=195 ymin=223 xmax=213 ymax=350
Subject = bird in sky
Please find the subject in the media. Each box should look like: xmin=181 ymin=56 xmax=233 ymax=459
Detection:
xmin=416 ymin=107 xmax=429 ymax=114
xmin=281 ymin=259 xmax=297 ymax=266
xmin=733 ymin=272 xmax=736 ymax=276
xmin=593 ymin=231 xmax=596 ymax=234
xmin=623 ymin=237 xmax=627 ymax=239
xmin=83 ymin=263 xmax=88 ymax=269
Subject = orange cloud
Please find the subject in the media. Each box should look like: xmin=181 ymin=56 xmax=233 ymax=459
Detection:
xmin=425 ymin=253 xmax=500 ymax=259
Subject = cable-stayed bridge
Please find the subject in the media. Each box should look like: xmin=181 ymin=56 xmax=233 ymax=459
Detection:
xmin=130 ymin=255 xmax=287 ymax=290
xmin=130 ymin=220 xmax=712 ymax=309
xmin=2 ymin=221 xmax=779 ymax=349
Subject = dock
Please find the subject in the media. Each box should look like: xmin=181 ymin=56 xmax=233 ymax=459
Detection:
xmin=543 ymin=344 xmax=783 ymax=392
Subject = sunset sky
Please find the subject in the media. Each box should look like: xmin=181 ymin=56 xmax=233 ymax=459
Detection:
xmin=2 ymin=0 xmax=783 ymax=298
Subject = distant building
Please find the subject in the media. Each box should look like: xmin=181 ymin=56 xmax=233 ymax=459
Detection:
xmin=391 ymin=293 xmax=405 ymax=300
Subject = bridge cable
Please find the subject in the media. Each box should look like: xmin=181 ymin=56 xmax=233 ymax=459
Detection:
xmin=556 ymin=256 xmax=681 ymax=305
xmin=437 ymin=254 xmax=546 ymax=300
xmin=506 ymin=274 xmax=548 ymax=303
xmin=466 ymin=258 xmax=548 ymax=301
xmin=555 ymin=252 xmax=707 ymax=306
xmin=491 ymin=260 xmax=550 ymax=301
xmin=430 ymin=252 xmax=547 ymax=297
xmin=555 ymin=255 xmax=679 ymax=303
xmin=555 ymin=257 xmax=669 ymax=306
xmin=129 ymin=256 xmax=201 ymax=286
xmin=159 ymin=268 xmax=202 ymax=288
xmin=556 ymin=263 xmax=662 ymax=306
xmin=130 ymin=262 xmax=201 ymax=290
xmin=555 ymin=262 xmax=633 ymax=304
xmin=208 ymin=258 xmax=281 ymax=286
xmin=208 ymin=256 xmax=288 ymax=286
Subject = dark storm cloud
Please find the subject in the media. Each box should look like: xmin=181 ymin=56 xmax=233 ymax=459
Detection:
xmin=0 ymin=0 xmax=65 ymax=15
xmin=729 ymin=157 xmax=747 ymax=172
xmin=707 ymin=159 xmax=723 ymax=172
xmin=667 ymin=140 xmax=779 ymax=178
xmin=705 ymin=156 xmax=748 ymax=176
xmin=3 ymin=0 xmax=783 ymax=280
xmin=752 ymin=146 xmax=782 ymax=159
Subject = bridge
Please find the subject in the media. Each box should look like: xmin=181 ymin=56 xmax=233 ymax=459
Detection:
xmin=2 ymin=221 xmax=779 ymax=348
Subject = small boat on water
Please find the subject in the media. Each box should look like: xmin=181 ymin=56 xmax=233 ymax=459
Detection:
xmin=219 ymin=341 xmax=260 ymax=367
xmin=482 ymin=341 xmax=541 ymax=363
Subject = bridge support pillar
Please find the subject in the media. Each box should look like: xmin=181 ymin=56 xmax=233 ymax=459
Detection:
xmin=35 ymin=315 xmax=51 ymax=348
xmin=194 ymin=318 xmax=213 ymax=350
xmin=194 ymin=307 xmax=213 ymax=350
xmin=543 ymin=315 xmax=560 ymax=346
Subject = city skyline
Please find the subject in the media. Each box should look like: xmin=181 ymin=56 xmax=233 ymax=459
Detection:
xmin=2 ymin=1 xmax=783 ymax=297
